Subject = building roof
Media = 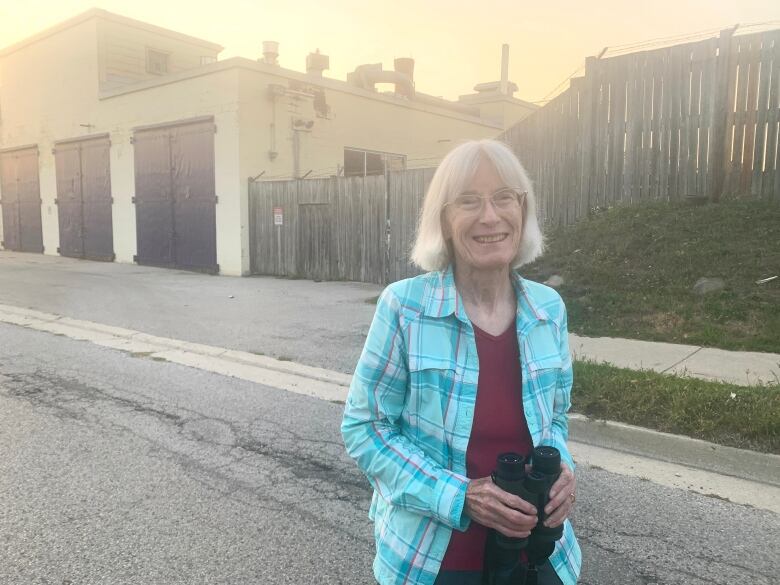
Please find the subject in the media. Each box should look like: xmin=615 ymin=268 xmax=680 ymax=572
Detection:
xmin=0 ymin=8 xmax=224 ymax=58
xmin=98 ymin=56 xmax=502 ymax=129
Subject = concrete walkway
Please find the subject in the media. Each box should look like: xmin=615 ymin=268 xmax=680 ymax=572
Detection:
xmin=1 ymin=251 xmax=777 ymax=386
xmin=570 ymin=334 xmax=779 ymax=387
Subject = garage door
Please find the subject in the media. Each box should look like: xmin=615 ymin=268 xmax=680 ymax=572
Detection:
xmin=54 ymin=135 xmax=114 ymax=261
xmin=133 ymin=118 xmax=218 ymax=273
xmin=0 ymin=147 xmax=43 ymax=253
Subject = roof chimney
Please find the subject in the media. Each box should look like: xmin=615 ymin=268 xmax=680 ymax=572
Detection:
xmin=393 ymin=58 xmax=415 ymax=98
xmin=306 ymin=49 xmax=329 ymax=77
xmin=500 ymin=44 xmax=509 ymax=95
xmin=262 ymin=41 xmax=279 ymax=66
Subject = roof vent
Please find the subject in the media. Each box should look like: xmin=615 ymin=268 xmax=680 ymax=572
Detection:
xmin=306 ymin=49 xmax=329 ymax=77
xmin=262 ymin=41 xmax=279 ymax=66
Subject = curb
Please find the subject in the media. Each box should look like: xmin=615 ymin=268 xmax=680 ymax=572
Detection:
xmin=3 ymin=302 xmax=777 ymax=489
xmin=0 ymin=303 xmax=351 ymax=403
xmin=569 ymin=413 xmax=780 ymax=487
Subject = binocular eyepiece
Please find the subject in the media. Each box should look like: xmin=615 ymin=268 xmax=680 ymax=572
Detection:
xmin=487 ymin=446 xmax=564 ymax=579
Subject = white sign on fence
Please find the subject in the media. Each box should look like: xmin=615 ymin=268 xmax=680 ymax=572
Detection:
xmin=273 ymin=207 xmax=283 ymax=226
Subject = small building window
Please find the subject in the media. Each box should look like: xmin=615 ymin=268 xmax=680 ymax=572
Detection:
xmin=200 ymin=56 xmax=217 ymax=65
xmin=344 ymin=148 xmax=406 ymax=177
xmin=146 ymin=48 xmax=169 ymax=75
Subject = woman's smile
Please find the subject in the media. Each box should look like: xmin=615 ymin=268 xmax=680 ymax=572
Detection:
xmin=473 ymin=233 xmax=509 ymax=244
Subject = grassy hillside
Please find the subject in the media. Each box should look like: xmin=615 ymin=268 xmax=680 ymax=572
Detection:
xmin=523 ymin=198 xmax=780 ymax=353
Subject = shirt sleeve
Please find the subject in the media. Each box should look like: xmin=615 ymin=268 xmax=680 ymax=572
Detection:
xmin=341 ymin=286 xmax=471 ymax=531
xmin=551 ymin=299 xmax=576 ymax=471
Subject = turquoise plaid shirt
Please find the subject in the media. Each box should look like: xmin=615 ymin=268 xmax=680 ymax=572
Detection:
xmin=342 ymin=267 xmax=581 ymax=585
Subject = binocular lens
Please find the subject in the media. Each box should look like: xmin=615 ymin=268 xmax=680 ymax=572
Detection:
xmin=532 ymin=446 xmax=561 ymax=475
xmin=496 ymin=452 xmax=526 ymax=479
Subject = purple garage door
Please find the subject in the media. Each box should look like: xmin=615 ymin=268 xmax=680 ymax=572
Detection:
xmin=54 ymin=135 xmax=114 ymax=261
xmin=132 ymin=118 xmax=218 ymax=273
xmin=0 ymin=147 xmax=43 ymax=253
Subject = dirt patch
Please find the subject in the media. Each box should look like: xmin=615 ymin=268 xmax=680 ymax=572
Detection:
xmin=642 ymin=311 xmax=685 ymax=334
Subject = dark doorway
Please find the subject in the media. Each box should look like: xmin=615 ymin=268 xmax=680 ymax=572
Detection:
xmin=0 ymin=147 xmax=43 ymax=253
xmin=54 ymin=135 xmax=114 ymax=261
xmin=133 ymin=118 xmax=218 ymax=273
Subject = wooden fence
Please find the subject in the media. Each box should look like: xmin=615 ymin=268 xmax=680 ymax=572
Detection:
xmin=251 ymin=28 xmax=780 ymax=283
xmin=248 ymin=169 xmax=435 ymax=284
xmin=500 ymin=27 xmax=780 ymax=226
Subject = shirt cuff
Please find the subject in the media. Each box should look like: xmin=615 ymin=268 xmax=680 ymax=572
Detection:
xmin=433 ymin=469 xmax=471 ymax=531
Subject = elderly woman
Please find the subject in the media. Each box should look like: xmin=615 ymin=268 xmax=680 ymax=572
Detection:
xmin=341 ymin=139 xmax=581 ymax=585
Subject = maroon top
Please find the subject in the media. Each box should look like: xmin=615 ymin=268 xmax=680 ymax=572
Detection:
xmin=440 ymin=323 xmax=534 ymax=571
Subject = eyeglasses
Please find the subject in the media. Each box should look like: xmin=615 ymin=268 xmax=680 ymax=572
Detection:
xmin=443 ymin=188 xmax=527 ymax=214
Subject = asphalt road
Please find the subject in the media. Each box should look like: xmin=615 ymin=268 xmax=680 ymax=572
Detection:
xmin=2 ymin=323 xmax=778 ymax=584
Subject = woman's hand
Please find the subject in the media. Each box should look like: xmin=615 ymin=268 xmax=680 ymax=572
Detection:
xmin=464 ymin=477 xmax=537 ymax=538
xmin=543 ymin=463 xmax=576 ymax=528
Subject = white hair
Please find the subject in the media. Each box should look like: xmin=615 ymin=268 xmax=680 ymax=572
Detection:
xmin=410 ymin=139 xmax=544 ymax=272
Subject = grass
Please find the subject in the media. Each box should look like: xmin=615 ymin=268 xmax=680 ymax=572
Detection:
xmin=523 ymin=198 xmax=780 ymax=353
xmin=572 ymin=361 xmax=780 ymax=454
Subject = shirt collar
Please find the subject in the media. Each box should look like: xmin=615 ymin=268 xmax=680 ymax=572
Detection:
xmin=423 ymin=265 xmax=550 ymax=328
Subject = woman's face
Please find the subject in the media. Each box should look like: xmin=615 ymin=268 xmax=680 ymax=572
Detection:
xmin=443 ymin=157 xmax=524 ymax=272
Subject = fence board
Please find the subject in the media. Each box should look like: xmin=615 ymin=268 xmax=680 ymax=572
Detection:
xmin=741 ymin=37 xmax=762 ymax=193
xmin=765 ymin=33 xmax=780 ymax=199
xmin=659 ymin=47 xmax=674 ymax=199
xmin=752 ymin=32 xmax=774 ymax=195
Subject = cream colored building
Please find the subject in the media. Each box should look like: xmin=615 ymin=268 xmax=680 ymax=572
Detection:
xmin=0 ymin=8 xmax=536 ymax=275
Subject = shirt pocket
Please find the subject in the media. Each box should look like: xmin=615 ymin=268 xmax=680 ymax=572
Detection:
xmin=524 ymin=324 xmax=563 ymax=398
xmin=527 ymin=355 xmax=563 ymax=394
xmin=406 ymin=353 xmax=457 ymax=464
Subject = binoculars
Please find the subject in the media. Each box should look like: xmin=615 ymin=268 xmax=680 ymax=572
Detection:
xmin=484 ymin=446 xmax=564 ymax=584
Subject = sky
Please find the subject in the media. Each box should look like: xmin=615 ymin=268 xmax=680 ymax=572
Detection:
xmin=2 ymin=0 xmax=779 ymax=103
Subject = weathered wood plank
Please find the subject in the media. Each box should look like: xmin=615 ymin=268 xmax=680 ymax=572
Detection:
xmin=751 ymin=32 xmax=773 ymax=196
xmin=741 ymin=36 xmax=762 ymax=194
xmin=764 ymin=32 xmax=780 ymax=199
xmin=731 ymin=36 xmax=751 ymax=195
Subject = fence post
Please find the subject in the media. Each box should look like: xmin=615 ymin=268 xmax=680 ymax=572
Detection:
xmin=709 ymin=27 xmax=737 ymax=202
xmin=581 ymin=56 xmax=600 ymax=212
xmin=247 ymin=177 xmax=255 ymax=274
xmin=384 ymin=170 xmax=391 ymax=285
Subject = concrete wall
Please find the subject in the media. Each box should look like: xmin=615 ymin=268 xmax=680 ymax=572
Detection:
xmin=237 ymin=62 xmax=503 ymax=182
xmin=235 ymin=61 xmax=505 ymax=274
xmin=100 ymin=68 xmax=242 ymax=274
xmin=457 ymin=95 xmax=538 ymax=130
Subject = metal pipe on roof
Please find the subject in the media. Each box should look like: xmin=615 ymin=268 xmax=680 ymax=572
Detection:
xmin=500 ymin=44 xmax=509 ymax=95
